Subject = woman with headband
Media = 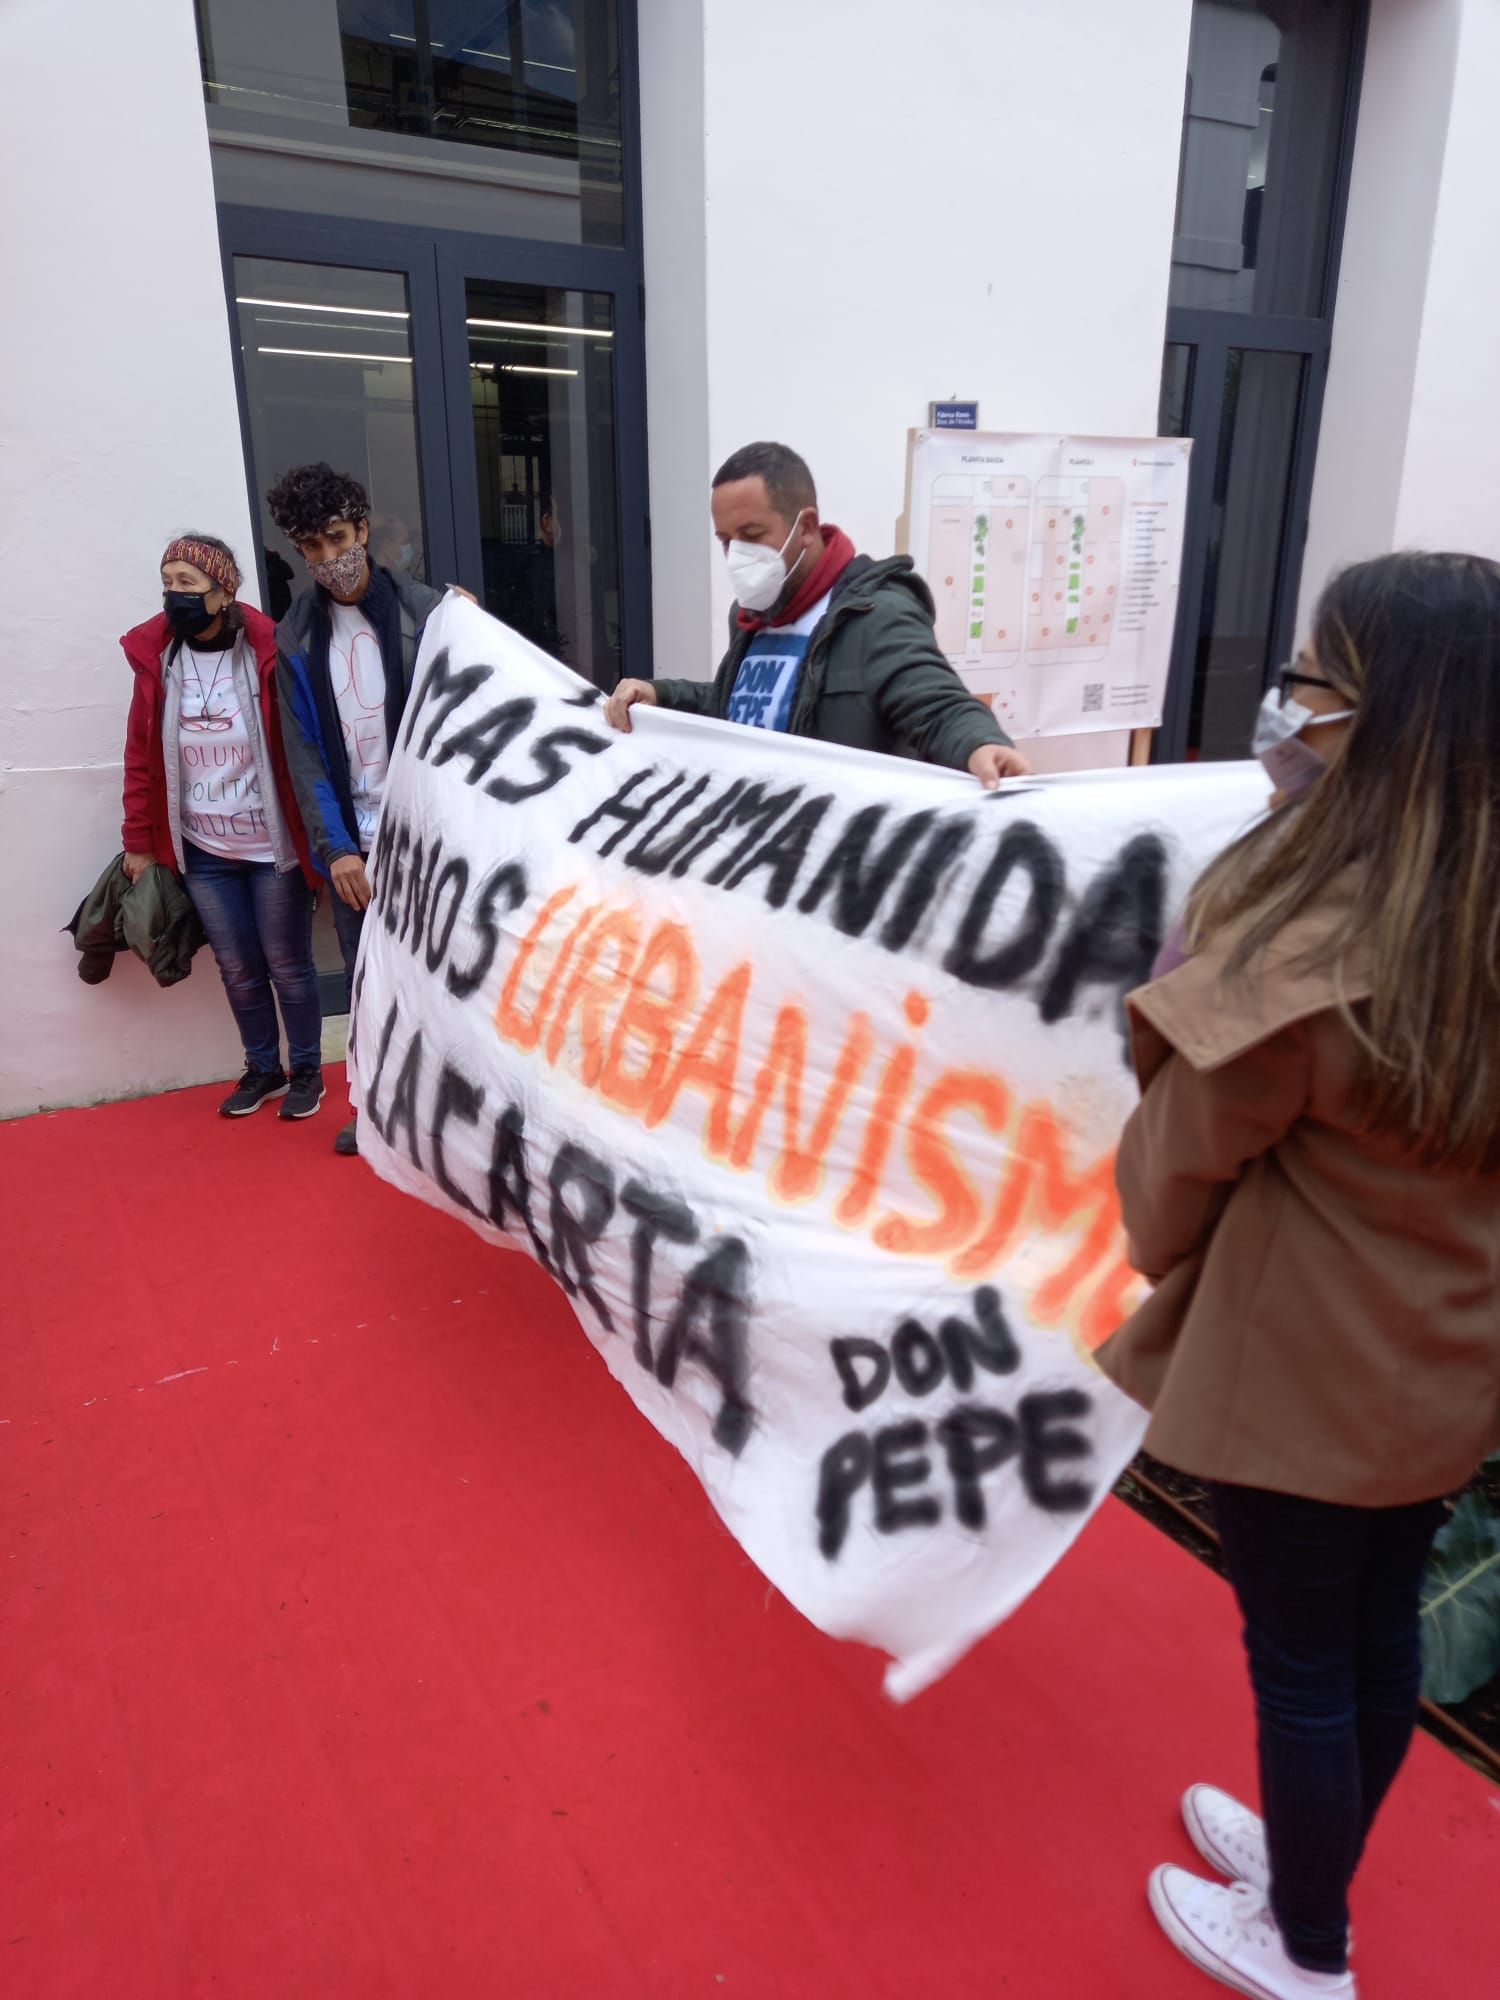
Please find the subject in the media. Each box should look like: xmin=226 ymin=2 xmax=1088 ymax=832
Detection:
xmin=121 ymin=535 xmax=325 ymax=1121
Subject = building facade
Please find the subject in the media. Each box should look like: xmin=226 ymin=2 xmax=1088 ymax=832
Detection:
xmin=3 ymin=0 xmax=1496 ymax=1117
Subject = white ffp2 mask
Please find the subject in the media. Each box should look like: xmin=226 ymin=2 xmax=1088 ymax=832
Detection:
xmin=725 ymin=513 xmax=807 ymax=613
xmin=1252 ymin=688 xmax=1355 ymax=797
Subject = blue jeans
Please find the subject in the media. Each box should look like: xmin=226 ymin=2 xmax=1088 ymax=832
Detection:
xmin=183 ymin=842 xmax=322 ymax=1073
xmin=1209 ymin=1481 xmax=1445 ymax=1974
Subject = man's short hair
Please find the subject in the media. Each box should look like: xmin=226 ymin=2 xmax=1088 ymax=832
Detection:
xmin=266 ymin=462 xmax=371 ymax=544
xmin=712 ymin=442 xmax=817 ymax=520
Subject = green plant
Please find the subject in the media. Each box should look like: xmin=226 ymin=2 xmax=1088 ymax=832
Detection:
xmin=1420 ymin=1483 xmax=1500 ymax=1705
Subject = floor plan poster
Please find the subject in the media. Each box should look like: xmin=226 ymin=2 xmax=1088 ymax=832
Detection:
xmin=907 ymin=431 xmax=1192 ymax=738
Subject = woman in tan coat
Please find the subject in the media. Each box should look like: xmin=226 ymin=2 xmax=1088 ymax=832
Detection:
xmin=1098 ymin=551 xmax=1500 ymax=2000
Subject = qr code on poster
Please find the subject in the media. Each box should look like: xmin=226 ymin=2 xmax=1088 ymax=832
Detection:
xmin=1082 ymin=683 xmax=1104 ymax=714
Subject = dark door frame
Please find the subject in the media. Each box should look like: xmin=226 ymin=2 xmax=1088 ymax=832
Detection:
xmin=1154 ymin=311 xmax=1332 ymax=762
xmin=214 ymin=207 xmax=652 ymax=681
xmin=1154 ymin=0 xmax=1369 ymax=764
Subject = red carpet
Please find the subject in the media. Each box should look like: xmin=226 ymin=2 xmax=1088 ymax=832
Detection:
xmin=3 ymin=1072 xmax=1496 ymax=1999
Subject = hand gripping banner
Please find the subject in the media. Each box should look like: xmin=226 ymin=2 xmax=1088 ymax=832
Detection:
xmin=349 ymin=598 xmax=1267 ymax=1698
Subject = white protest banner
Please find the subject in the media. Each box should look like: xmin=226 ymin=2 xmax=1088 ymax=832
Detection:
xmin=349 ymin=597 xmax=1267 ymax=1699
xmin=906 ymin=430 xmax=1192 ymax=738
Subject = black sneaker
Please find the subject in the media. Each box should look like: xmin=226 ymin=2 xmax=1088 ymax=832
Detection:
xmin=279 ymin=1067 xmax=326 ymax=1120
xmin=219 ymin=1067 xmax=288 ymax=1118
xmin=333 ymin=1117 xmax=359 ymax=1157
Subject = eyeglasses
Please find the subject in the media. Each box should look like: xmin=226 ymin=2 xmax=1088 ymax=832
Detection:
xmin=182 ymin=712 xmax=232 ymax=733
xmin=1276 ymin=665 xmax=1337 ymax=707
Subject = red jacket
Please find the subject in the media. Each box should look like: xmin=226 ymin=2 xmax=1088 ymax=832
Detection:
xmin=121 ymin=607 xmax=317 ymax=887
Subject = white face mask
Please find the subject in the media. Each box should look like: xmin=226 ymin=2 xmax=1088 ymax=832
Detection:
xmin=1252 ymin=687 xmax=1356 ymax=797
xmin=725 ymin=512 xmax=807 ymax=613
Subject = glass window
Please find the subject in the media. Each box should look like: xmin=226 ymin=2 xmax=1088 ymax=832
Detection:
xmin=231 ymin=259 xmax=429 ymax=615
xmin=1188 ymin=348 xmax=1305 ymax=759
xmin=1169 ymin=0 xmax=1357 ymax=317
xmin=196 ymin=1 xmax=623 ymax=245
xmin=465 ymin=279 xmax=621 ymax=689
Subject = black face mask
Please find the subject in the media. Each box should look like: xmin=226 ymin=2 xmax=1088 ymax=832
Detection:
xmin=164 ymin=590 xmax=216 ymax=637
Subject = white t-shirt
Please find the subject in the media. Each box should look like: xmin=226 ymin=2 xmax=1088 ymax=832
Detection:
xmin=178 ymin=642 xmax=275 ymax=862
xmin=328 ymin=599 xmax=390 ymax=851
xmin=725 ymin=589 xmax=834 ymax=731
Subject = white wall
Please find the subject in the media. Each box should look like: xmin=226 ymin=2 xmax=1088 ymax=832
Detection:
xmin=1297 ymin=0 xmax=1498 ymax=635
xmin=1389 ymin=0 xmax=1500 ymax=555
xmin=639 ymin=0 xmax=1194 ymax=676
xmin=636 ymin=0 xmax=713 ymax=682
xmin=0 ymin=0 xmax=258 ymax=1117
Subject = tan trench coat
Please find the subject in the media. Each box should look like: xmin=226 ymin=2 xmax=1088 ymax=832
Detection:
xmin=1095 ymin=887 xmax=1500 ymax=1506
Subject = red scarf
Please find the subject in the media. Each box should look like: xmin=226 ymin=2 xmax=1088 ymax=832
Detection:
xmin=736 ymin=524 xmax=857 ymax=632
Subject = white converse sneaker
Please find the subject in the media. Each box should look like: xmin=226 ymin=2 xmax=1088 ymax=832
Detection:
xmin=1183 ymin=1784 xmax=1270 ymax=1893
xmin=1148 ymin=1866 xmax=1357 ymax=1998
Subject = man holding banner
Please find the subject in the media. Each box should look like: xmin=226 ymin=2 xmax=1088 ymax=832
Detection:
xmin=605 ymin=442 xmax=1032 ymax=783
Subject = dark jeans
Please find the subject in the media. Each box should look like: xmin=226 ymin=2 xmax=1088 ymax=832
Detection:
xmin=183 ymin=842 xmax=322 ymax=1074
xmin=329 ymin=871 xmax=366 ymax=989
xmin=1209 ymin=1481 xmax=1445 ymax=1975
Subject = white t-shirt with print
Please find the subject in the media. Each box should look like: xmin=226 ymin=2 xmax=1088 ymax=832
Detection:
xmin=178 ymin=642 xmax=275 ymax=862
xmin=328 ymin=598 xmax=390 ymax=851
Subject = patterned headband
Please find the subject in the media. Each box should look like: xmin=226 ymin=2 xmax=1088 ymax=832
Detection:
xmin=161 ymin=537 xmax=241 ymax=594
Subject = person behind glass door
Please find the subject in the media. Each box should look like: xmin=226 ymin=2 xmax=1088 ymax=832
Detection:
xmin=263 ymin=545 xmax=296 ymax=622
xmin=369 ymin=512 xmax=419 ymax=578
xmin=121 ymin=535 xmax=324 ymax=1120
xmin=1097 ymin=551 xmax=1500 ymax=1999
xmin=267 ymin=464 xmax=444 ymax=1158
xmin=494 ymin=490 xmax=564 ymax=659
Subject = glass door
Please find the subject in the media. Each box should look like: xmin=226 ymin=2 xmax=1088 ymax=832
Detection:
xmin=218 ymin=211 xmax=649 ymax=1011
xmin=437 ymin=239 xmax=650 ymax=692
xmin=231 ymin=256 xmax=439 ymax=613
xmin=457 ymin=278 xmax=621 ymax=685
xmin=219 ymin=211 xmax=459 ymax=607
xmin=1159 ymin=335 xmax=1315 ymax=760
xmin=218 ymin=212 xmax=649 ymax=690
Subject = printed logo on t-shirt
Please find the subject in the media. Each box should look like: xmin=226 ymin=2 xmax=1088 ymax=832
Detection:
xmin=727 ymin=636 xmax=808 ymax=731
xmin=724 ymin=589 xmax=834 ymax=733
xmin=178 ymin=649 xmax=274 ymax=861
xmin=328 ymin=602 xmax=389 ymax=848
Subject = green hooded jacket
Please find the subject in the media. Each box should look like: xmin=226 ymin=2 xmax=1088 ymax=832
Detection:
xmin=651 ymin=555 xmax=1012 ymax=768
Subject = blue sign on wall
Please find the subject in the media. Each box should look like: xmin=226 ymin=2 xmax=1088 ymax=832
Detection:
xmin=930 ymin=402 xmax=979 ymax=430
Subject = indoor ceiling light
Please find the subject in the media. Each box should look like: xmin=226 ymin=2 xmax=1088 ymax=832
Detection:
xmin=258 ymin=346 xmax=413 ymax=364
xmin=467 ymin=316 xmax=612 ymax=339
xmin=252 ymin=315 xmax=409 ymax=338
xmin=500 ymin=364 xmax=579 ymax=376
xmin=238 ymin=296 xmax=409 ymax=320
xmin=467 ymin=332 xmax=565 ymax=348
